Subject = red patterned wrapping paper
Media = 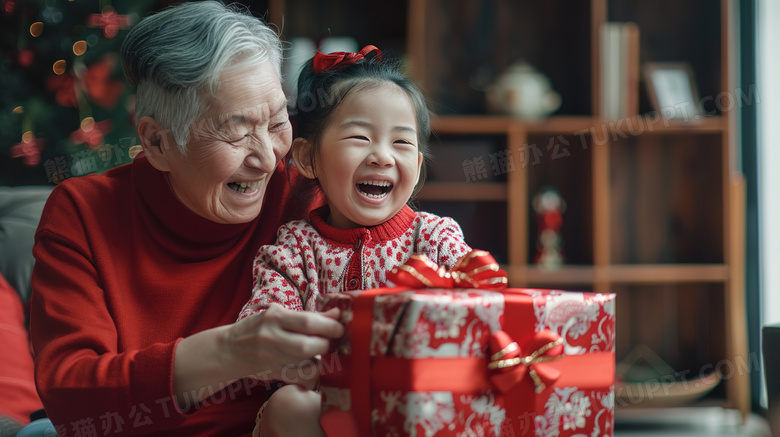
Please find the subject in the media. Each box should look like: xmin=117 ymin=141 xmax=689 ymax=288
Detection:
xmin=318 ymin=288 xmax=616 ymax=437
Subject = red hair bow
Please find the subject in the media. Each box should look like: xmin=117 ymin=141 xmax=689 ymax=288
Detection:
xmin=312 ymin=45 xmax=382 ymax=74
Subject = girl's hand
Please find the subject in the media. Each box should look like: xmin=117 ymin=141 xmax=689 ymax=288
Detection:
xmin=225 ymin=303 xmax=343 ymax=387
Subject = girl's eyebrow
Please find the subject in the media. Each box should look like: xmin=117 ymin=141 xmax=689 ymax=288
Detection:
xmin=338 ymin=119 xmax=371 ymax=129
xmin=339 ymin=119 xmax=416 ymax=134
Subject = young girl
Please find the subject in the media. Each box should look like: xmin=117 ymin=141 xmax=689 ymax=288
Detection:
xmin=239 ymin=45 xmax=472 ymax=436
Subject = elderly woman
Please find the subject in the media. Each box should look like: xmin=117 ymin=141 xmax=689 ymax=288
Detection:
xmin=26 ymin=2 xmax=342 ymax=436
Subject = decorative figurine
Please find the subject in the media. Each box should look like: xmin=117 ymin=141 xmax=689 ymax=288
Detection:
xmin=485 ymin=61 xmax=562 ymax=119
xmin=533 ymin=186 xmax=566 ymax=269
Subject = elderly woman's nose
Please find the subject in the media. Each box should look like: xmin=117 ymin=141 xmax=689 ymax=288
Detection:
xmin=244 ymin=134 xmax=278 ymax=171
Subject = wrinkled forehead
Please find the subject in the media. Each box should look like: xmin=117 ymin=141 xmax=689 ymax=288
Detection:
xmin=204 ymin=61 xmax=287 ymax=123
xmin=213 ymin=97 xmax=288 ymax=127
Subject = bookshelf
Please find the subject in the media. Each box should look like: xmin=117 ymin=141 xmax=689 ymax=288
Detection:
xmin=267 ymin=0 xmax=749 ymax=419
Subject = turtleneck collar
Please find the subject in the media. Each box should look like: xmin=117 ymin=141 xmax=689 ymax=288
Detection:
xmin=131 ymin=156 xmax=263 ymax=249
xmin=308 ymin=204 xmax=416 ymax=245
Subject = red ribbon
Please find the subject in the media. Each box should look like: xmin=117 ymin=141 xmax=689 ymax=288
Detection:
xmin=386 ymin=250 xmax=508 ymax=290
xmin=488 ymin=329 xmax=564 ymax=394
xmin=312 ymin=45 xmax=382 ymax=74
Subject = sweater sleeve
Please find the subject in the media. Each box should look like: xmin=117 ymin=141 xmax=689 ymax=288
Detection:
xmin=237 ymin=221 xmax=315 ymax=318
xmin=418 ymin=213 xmax=473 ymax=268
xmin=28 ymin=188 xmax=188 ymax=435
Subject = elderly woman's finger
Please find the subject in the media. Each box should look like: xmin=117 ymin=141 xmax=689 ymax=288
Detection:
xmin=272 ymin=329 xmax=333 ymax=358
xmin=320 ymin=307 xmax=341 ymax=320
xmin=268 ymin=305 xmax=344 ymax=339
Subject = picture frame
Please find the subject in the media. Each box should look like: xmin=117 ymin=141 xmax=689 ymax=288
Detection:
xmin=642 ymin=62 xmax=701 ymax=119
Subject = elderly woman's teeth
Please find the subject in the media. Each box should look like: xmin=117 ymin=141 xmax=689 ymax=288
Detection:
xmin=228 ymin=181 xmax=260 ymax=193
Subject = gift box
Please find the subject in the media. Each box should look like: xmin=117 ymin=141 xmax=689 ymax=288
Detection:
xmin=318 ymin=252 xmax=616 ymax=437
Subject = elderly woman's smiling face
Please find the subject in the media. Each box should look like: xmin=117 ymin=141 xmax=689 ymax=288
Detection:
xmin=144 ymin=61 xmax=291 ymax=224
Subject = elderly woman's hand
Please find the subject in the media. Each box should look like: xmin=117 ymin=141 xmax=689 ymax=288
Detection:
xmin=226 ymin=304 xmax=344 ymax=389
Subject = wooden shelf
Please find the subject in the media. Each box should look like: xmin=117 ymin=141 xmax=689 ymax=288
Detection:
xmin=431 ymin=116 xmax=514 ymax=134
xmin=516 ymin=265 xmax=596 ymax=286
xmin=506 ymin=264 xmax=729 ymax=287
xmin=431 ymin=115 xmax=725 ymax=136
xmin=608 ymin=264 xmax=729 ymax=284
xmin=417 ymin=182 xmax=507 ymax=201
xmin=600 ymin=115 xmax=725 ymax=135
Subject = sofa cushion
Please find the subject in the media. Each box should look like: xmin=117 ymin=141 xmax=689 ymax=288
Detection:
xmin=0 ymin=272 xmax=43 ymax=425
xmin=0 ymin=186 xmax=53 ymax=305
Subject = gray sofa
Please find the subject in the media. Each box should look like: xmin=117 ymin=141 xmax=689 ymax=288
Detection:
xmin=0 ymin=185 xmax=53 ymax=436
xmin=0 ymin=186 xmax=54 ymax=306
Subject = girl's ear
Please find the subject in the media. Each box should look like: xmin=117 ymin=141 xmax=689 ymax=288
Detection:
xmin=137 ymin=116 xmax=173 ymax=172
xmin=415 ymin=151 xmax=424 ymax=185
xmin=291 ymin=137 xmax=317 ymax=179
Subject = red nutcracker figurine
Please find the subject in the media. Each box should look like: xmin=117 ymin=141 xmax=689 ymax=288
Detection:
xmin=533 ymin=186 xmax=566 ymax=268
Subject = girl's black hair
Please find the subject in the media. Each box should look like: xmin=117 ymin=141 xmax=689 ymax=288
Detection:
xmin=290 ymin=50 xmax=431 ymax=202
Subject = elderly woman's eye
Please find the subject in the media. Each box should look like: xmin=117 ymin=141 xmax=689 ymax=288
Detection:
xmin=270 ymin=120 xmax=290 ymax=132
xmin=228 ymin=134 xmax=251 ymax=144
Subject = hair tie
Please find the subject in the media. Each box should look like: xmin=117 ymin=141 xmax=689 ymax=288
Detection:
xmin=312 ymin=45 xmax=382 ymax=74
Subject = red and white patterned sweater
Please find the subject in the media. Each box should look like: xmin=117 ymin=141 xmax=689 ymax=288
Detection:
xmin=238 ymin=205 xmax=471 ymax=319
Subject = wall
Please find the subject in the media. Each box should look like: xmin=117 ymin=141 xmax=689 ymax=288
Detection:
xmin=758 ymin=2 xmax=779 ymax=327
xmin=758 ymin=0 xmax=780 ymax=410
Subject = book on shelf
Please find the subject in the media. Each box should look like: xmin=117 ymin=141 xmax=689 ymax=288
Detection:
xmin=600 ymin=21 xmax=640 ymax=119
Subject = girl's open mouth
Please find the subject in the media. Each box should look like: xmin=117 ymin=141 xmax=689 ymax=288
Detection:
xmin=356 ymin=180 xmax=393 ymax=199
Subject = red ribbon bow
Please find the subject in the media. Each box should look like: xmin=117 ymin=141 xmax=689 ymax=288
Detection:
xmin=312 ymin=45 xmax=382 ymax=74
xmin=488 ymin=329 xmax=564 ymax=393
xmin=386 ymin=250 xmax=508 ymax=290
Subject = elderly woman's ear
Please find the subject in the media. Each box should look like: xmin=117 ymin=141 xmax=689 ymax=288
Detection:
xmin=137 ymin=116 xmax=174 ymax=172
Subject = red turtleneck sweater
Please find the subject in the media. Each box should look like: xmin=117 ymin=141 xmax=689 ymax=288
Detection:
xmin=29 ymin=156 xmax=313 ymax=436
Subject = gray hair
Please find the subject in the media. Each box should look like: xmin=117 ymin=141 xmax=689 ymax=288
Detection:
xmin=121 ymin=1 xmax=282 ymax=153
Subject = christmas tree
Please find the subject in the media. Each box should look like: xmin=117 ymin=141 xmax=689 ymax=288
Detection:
xmin=0 ymin=0 xmax=156 ymax=186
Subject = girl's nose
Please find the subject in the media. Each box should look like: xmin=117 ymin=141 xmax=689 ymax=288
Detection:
xmin=367 ymin=143 xmax=394 ymax=167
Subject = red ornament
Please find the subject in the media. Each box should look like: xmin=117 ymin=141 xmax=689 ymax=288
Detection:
xmin=82 ymin=55 xmax=124 ymax=109
xmin=11 ymin=132 xmax=46 ymax=166
xmin=85 ymin=6 xmax=131 ymax=39
xmin=46 ymin=73 xmax=77 ymax=107
xmin=1 ymin=0 xmax=15 ymax=14
xmin=532 ymin=186 xmax=566 ymax=268
xmin=70 ymin=118 xmax=113 ymax=150
xmin=17 ymin=49 xmax=33 ymax=67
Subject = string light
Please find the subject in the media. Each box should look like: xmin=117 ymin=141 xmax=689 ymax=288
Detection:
xmin=30 ymin=21 xmax=43 ymax=37
xmin=73 ymin=40 xmax=87 ymax=56
xmin=80 ymin=117 xmax=95 ymax=131
xmin=128 ymin=145 xmax=143 ymax=159
xmin=52 ymin=59 xmax=66 ymax=75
